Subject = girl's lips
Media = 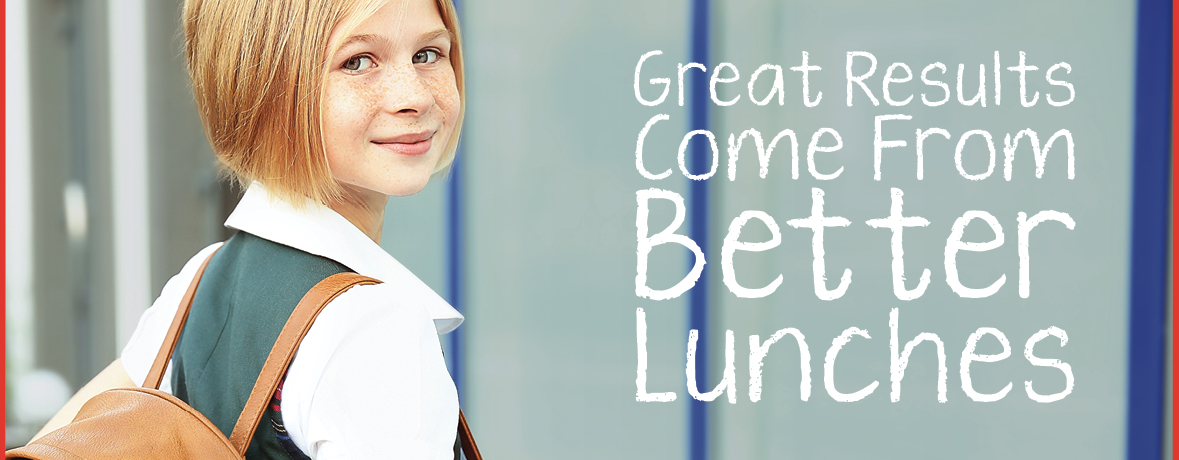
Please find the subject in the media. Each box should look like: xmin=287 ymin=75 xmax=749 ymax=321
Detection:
xmin=372 ymin=132 xmax=434 ymax=156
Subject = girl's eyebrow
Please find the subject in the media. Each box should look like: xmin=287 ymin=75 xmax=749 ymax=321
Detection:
xmin=338 ymin=29 xmax=451 ymax=52
xmin=420 ymin=28 xmax=453 ymax=44
xmin=339 ymin=33 xmax=392 ymax=50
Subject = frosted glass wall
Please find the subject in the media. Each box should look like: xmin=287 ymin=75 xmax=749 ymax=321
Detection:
xmin=455 ymin=0 xmax=1141 ymax=458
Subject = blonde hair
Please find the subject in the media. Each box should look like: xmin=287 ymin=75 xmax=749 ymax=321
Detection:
xmin=183 ymin=0 xmax=465 ymax=205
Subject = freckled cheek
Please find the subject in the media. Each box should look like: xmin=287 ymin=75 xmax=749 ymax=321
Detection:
xmin=324 ymin=79 xmax=380 ymax=145
xmin=424 ymin=76 xmax=460 ymax=125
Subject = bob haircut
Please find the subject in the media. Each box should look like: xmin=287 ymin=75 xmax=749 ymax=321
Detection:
xmin=182 ymin=0 xmax=465 ymax=205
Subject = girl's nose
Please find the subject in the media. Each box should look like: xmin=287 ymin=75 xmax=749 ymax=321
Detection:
xmin=383 ymin=65 xmax=434 ymax=116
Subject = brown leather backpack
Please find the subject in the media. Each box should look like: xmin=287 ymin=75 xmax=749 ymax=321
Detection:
xmin=7 ymin=250 xmax=482 ymax=460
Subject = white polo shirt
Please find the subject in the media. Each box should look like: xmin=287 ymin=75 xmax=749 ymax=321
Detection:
xmin=120 ymin=184 xmax=464 ymax=459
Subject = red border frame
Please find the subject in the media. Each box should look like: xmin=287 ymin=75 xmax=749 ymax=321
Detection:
xmin=1171 ymin=0 xmax=1178 ymax=453
xmin=0 ymin=0 xmax=1169 ymax=455
xmin=1171 ymin=0 xmax=1177 ymax=453
xmin=1164 ymin=0 xmax=1174 ymax=452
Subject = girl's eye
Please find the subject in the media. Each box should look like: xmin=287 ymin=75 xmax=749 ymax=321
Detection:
xmin=412 ymin=49 xmax=440 ymax=65
xmin=343 ymin=55 xmax=374 ymax=72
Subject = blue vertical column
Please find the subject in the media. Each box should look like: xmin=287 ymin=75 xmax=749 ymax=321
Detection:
xmin=447 ymin=0 xmax=466 ymax=401
xmin=1122 ymin=0 xmax=1169 ymax=455
xmin=687 ymin=0 xmax=711 ymax=459
xmin=1126 ymin=0 xmax=1171 ymax=458
xmin=447 ymin=152 xmax=465 ymax=399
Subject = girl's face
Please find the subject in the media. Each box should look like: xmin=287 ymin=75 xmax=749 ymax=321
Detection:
xmin=322 ymin=0 xmax=459 ymax=199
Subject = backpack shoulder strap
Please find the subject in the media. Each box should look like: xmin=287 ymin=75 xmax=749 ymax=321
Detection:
xmin=458 ymin=410 xmax=483 ymax=460
xmin=144 ymin=247 xmax=221 ymax=390
xmin=227 ymin=272 xmax=381 ymax=455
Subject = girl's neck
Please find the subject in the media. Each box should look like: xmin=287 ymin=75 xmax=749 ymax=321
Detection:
xmin=328 ymin=184 xmax=388 ymax=245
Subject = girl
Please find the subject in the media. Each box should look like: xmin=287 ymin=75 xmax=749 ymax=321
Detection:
xmin=33 ymin=0 xmax=468 ymax=458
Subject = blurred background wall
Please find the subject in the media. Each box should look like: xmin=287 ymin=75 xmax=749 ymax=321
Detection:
xmin=6 ymin=0 xmax=238 ymax=442
xmin=5 ymin=0 xmax=1171 ymax=458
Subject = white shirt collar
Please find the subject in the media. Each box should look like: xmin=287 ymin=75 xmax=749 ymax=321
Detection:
xmin=224 ymin=183 xmax=464 ymax=334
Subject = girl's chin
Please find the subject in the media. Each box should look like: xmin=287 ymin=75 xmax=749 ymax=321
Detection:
xmin=334 ymin=165 xmax=437 ymax=199
xmin=374 ymin=176 xmax=433 ymax=198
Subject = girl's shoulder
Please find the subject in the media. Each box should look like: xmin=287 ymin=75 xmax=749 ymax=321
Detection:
xmin=280 ymin=274 xmax=459 ymax=459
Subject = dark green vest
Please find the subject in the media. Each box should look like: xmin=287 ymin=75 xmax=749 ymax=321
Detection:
xmin=171 ymin=231 xmax=349 ymax=459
